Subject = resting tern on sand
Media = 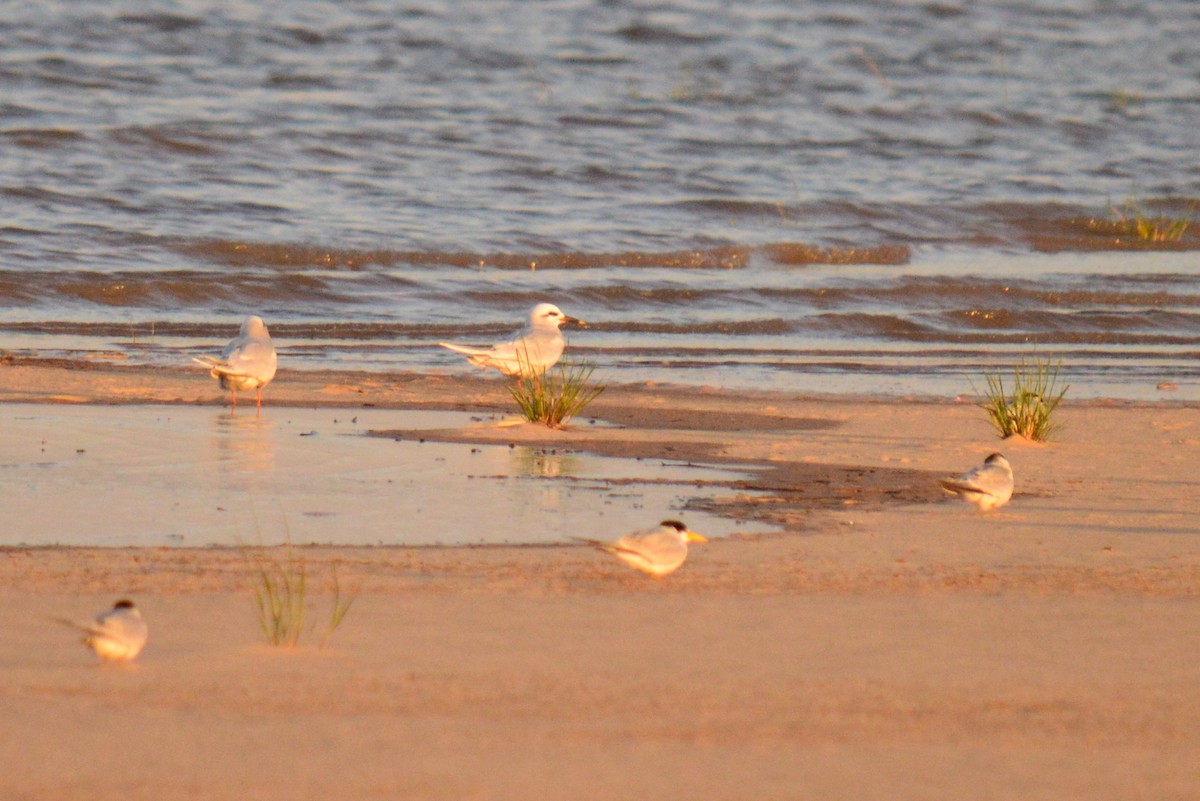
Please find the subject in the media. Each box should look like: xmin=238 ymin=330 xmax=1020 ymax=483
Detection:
xmin=53 ymin=599 xmax=148 ymax=663
xmin=193 ymin=315 xmax=278 ymax=413
xmin=939 ymin=452 xmax=1014 ymax=511
xmin=572 ymin=520 xmax=707 ymax=577
xmin=438 ymin=302 xmax=586 ymax=378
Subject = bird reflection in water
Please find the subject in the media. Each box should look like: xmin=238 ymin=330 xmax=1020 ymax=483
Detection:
xmin=212 ymin=410 xmax=277 ymax=480
xmin=512 ymin=447 xmax=578 ymax=479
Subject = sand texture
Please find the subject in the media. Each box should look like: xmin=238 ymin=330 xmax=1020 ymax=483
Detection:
xmin=1 ymin=359 xmax=1198 ymax=800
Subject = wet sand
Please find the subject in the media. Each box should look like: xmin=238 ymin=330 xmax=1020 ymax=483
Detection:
xmin=1 ymin=358 xmax=1198 ymax=800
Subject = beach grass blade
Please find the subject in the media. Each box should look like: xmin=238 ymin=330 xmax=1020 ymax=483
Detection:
xmin=322 ymin=562 xmax=356 ymax=647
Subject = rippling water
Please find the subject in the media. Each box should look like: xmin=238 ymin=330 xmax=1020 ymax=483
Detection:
xmin=2 ymin=1 xmax=1198 ymax=399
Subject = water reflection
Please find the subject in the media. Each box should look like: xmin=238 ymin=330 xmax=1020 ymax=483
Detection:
xmin=212 ymin=410 xmax=276 ymax=484
xmin=511 ymin=447 xmax=579 ymax=479
xmin=2 ymin=405 xmax=778 ymax=546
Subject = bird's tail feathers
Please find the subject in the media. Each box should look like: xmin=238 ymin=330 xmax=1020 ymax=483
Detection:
xmin=193 ymin=356 xmax=254 ymax=379
xmin=437 ymin=342 xmax=491 ymax=357
xmin=50 ymin=616 xmax=100 ymax=636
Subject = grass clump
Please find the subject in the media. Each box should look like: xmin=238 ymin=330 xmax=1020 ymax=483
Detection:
xmin=248 ymin=545 xmax=356 ymax=648
xmin=509 ymin=356 xmax=605 ymax=428
xmin=1091 ymin=199 xmax=1194 ymax=242
xmin=976 ymin=356 xmax=1069 ymax=442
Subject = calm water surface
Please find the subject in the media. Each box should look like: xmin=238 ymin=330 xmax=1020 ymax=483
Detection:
xmin=2 ymin=1 xmax=1198 ymax=399
xmin=0 ymin=405 xmax=773 ymax=546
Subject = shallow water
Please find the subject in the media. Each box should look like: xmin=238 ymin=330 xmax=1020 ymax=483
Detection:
xmin=0 ymin=404 xmax=773 ymax=547
xmin=1 ymin=1 xmax=1198 ymax=399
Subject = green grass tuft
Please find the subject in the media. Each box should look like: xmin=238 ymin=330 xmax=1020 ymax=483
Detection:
xmin=508 ymin=355 xmax=605 ymax=429
xmin=975 ymin=356 xmax=1070 ymax=442
xmin=247 ymin=545 xmax=356 ymax=647
xmin=1091 ymin=199 xmax=1195 ymax=242
xmin=251 ymin=545 xmax=307 ymax=647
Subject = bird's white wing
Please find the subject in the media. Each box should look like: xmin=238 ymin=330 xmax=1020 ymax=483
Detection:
xmin=223 ymin=338 xmax=276 ymax=378
xmin=621 ymin=530 xmax=683 ymax=557
xmin=439 ymin=336 xmax=550 ymax=375
xmin=941 ymin=464 xmax=1004 ymax=497
xmin=103 ymin=615 xmax=148 ymax=645
xmin=572 ymin=534 xmax=647 ymax=558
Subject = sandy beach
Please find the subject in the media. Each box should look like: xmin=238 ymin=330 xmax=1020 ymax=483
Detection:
xmin=1 ymin=358 xmax=1198 ymax=800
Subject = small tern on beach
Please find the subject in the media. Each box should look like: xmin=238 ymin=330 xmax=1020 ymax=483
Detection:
xmin=572 ymin=520 xmax=707 ymax=577
xmin=939 ymin=452 xmax=1014 ymax=511
xmin=193 ymin=315 xmax=278 ymax=413
xmin=54 ymin=599 xmax=148 ymax=663
xmin=438 ymin=303 xmax=585 ymax=378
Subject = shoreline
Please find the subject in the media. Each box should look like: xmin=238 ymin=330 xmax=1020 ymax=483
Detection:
xmin=4 ymin=354 xmax=1197 ymax=409
xmin=1 ymin=357 xmax=1198 ymax=800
